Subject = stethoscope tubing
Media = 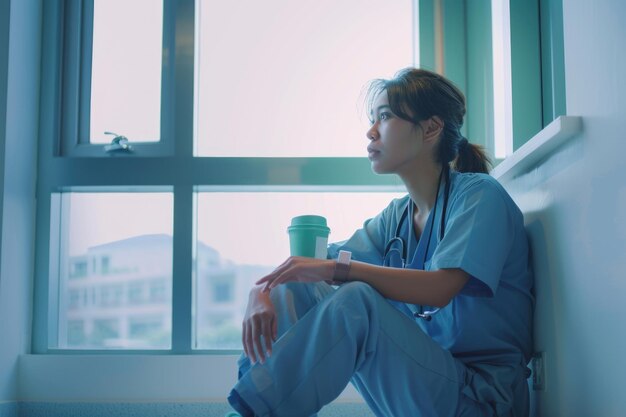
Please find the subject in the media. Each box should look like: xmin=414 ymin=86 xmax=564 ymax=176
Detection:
xmin=383 ymin=167 xmax=452 ymax=320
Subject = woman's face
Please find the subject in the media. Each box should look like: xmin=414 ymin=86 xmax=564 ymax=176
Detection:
xmin=366 ymin=91 xmax=425 ymax=175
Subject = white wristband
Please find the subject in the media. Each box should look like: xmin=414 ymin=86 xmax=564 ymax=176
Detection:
xmin=333 ymin=250 xmax=352 ymax=282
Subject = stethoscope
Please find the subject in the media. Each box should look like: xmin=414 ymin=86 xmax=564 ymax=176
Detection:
xmin=383 ymin=166 xmax=451 ymax=321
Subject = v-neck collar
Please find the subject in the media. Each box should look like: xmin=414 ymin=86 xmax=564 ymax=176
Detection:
xmin=405 ymin=180 xmax=447 ymax=270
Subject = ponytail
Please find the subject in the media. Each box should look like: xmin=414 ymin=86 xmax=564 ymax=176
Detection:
xmin=452 ymin=139 xmax=492 ymax=174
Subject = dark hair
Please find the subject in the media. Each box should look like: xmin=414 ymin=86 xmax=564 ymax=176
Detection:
xmin=366 ymin=68 xmax=491 ymax=174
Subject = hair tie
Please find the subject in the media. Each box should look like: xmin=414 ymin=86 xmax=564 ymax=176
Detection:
xmin=459 ymin=137 xmax=469 ymax=150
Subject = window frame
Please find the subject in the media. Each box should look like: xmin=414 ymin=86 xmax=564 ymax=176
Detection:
xmin=33 ymin=0 xmax=405 ymax=355
xmin=34 ymin=0 xmax=565 ymax=354
xmin=418 ymin=0 xmax=565 ymax=163
xmin=59 ymin=0 xmax=176 ymax=157
xmin=539 ymin=0 xmax=566 ymax=124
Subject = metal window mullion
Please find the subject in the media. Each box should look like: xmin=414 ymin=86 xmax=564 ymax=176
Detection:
xmin=55 ymin=194 xmax=72 ymax=349
xmin=77 ymin=0 xmax=94 ymax=147
xmin=442 ymin=0 xmax=468 ymax=136
xmin=60 ymin=0 xmax=84 ymax=156
xmin=509 ymin=0 xmax=542 ymax=150
xmin=171 ymin=185 xmax=193 ymax=353
xmin=170 ymin=0 xmax=195 ymax=353
xmin=465 ymin=1 xmax=494 ymax=156
xmin=539 ymin=0 xmax=566 ymax=124
xmin=161 ymin=0 xmax=177 ymax=156
xmin=33 ymin=0 xmax=66 ymax=353
xmin=418 ymin=0 xmax=436 ymax=71
xmin=39 ymin=157 xmax=399 ymax=188
xmin=32 ymin=188 xmax=54 ymax=353
xmin=441 ymin=0 xmax=468 ymax=88
xmin=172 ymin=0 xmax=194 ymax=158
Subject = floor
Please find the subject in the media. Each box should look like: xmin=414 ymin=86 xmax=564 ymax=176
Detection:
xmin=4 ymin=401 xmax=376 ymax=417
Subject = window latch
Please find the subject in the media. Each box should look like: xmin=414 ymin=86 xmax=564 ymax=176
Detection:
xmin=104 ymin=132 xmax=134 ymax=154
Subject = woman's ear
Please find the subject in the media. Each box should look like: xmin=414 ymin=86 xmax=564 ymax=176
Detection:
xmin=421 ymin=116 xmax=444 ymax=143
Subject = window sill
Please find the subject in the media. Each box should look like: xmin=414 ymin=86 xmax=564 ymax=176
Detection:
xmin=491 ymin=116 xmax=583 ymax=182
xmin=18 ymin=354 xmax=363 ymax=402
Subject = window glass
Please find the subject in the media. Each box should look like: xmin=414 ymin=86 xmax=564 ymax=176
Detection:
xmin=194 ymin=0 xmax=414 ymax=156
xmin=54 ymin=193 xmax=173 ymax=349
xmin=491 ymin=0 xmax=513 ymax=159
xmin=89 ymin=0 xmax=163 ymax=143
xmin=67 ymin=320 xmax=86 ymax=346
xmin=194 ymin=191 xmax=404 ymax=349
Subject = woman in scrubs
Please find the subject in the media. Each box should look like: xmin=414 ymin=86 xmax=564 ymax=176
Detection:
xmin=228 ymin=68 xmax=534 ymax=417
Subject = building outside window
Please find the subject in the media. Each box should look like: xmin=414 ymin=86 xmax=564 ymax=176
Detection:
xmin=100 ymin=256 xmax=110 ymax=275
xmin=70 ymin=258 xmax=88 ymax=278
xmin=211 ymin=280 xmax=233 ymax=304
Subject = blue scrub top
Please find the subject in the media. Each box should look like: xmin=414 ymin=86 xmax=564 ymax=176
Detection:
xmin=328 ymin=171 xmax=534 ymax=370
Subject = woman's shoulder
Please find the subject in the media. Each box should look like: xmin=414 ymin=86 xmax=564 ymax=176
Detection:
xmin=390 ymin=193 xmax=411 ymax=206
xmin=450 ymin=171 xmax=522 ymax=215
xmin=451 ymin=171 xmax=507 ymax=196
xmin=381 ymin=194 xmax=411 ymax=219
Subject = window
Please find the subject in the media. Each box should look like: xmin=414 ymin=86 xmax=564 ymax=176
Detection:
xmin=89 ymin=0 xmax=163 ymax=144
xmin=194 ymin=0 xmax=413 ymax=157
xmin=149 ymin=279 xmax=168 ymax=303
xmin=47 ymin=192 xmax=173 ymax=350
xmin=36 ymin=0 xmax=411 ymax=354
xmin=91 ymin=319 xmax=120 ymax=347
xmin=213 ymin=277 xmax=234 ymax=303
xmin=57 ymin=0 xmax=175 ymax=156
xmin=100 ymin=256 xmax=110 ymax=274
xmin=68 ymin=290 xmax=80 ymax=310
xmin=193 ymin=191 xmax=404 ymax=349
xmin=128 ymin=282 xmax=146 ymax=305
xmin=128 ymin=316 xmax=167 ymax=348
xmin=36 ymin=0 xmax=567 ymax=353
xmin=67 ymin=320 xmax=86 ymax=346
xmin=69 ymin=258 xmax=88 ymax=278
xmin=418 ymin=0 xmax=565 ymax=162
xmin=100 ymin=284 xmax=123 ymax=307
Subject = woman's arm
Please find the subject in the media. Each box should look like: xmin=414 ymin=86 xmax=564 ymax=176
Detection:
xmin=257 ymin=257 xmax=469 ymax=308
xmin=347 ymin=260 xmax=469 ymax=307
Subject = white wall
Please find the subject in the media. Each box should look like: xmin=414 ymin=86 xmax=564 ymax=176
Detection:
xmin=500 ymin=1 xmax=626 ymax=416
xmin=0 ymin=0 xmax=40 ymax=402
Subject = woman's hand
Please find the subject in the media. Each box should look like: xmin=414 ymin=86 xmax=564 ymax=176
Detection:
xmin=255 ymin=256 xmax=336 ymax=292
xmin=242 ymin=286 xmax=278 ymax=365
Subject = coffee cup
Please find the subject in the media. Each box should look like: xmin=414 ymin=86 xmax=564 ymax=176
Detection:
xmin=287 ymin=215 xmax=330 ymax=259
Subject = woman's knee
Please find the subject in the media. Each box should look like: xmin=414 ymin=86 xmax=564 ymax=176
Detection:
xmin=269 ymin=282 xmax=331 ymax=317
xmin=328 ymin=281 xmax=382 ymax=315
xmin=335 ymin=281 xmax=379 ymax=301
xmin=319 ymin=282 xmax=382 ymax=333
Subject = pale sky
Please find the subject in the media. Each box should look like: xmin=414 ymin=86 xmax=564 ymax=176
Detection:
xmin=70 ymin=0 xmax=414 ymax=265
xmin=88 ymin=0 xmax=414 ymax=155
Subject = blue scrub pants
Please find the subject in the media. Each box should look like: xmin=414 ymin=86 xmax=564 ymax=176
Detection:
xmin=229 ymin=282 xmax=492 ymax=417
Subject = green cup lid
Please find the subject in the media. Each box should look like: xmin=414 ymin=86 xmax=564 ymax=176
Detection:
xmin=290 ymin=215 xmax=327 ymax=227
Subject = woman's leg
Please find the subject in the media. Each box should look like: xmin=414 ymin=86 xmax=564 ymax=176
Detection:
xmin=230 ymin=282 xmax=472 ymax=417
